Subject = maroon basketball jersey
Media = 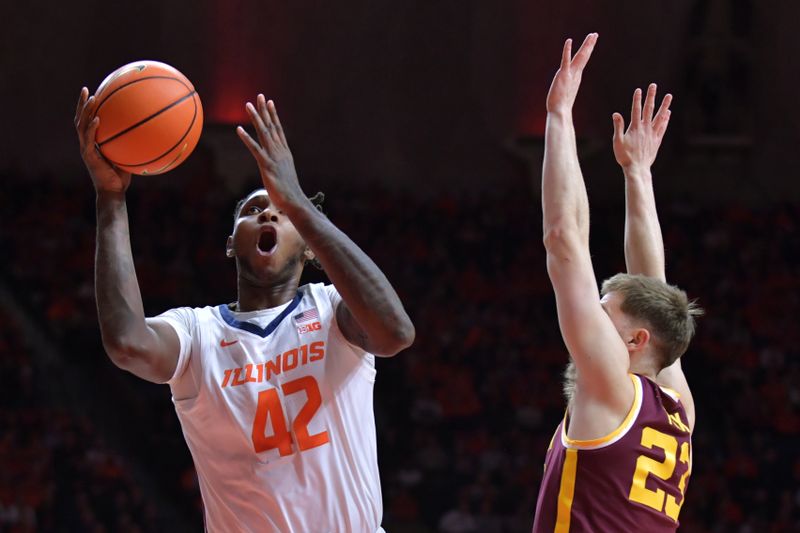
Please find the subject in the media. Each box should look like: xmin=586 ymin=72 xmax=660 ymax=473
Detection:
xmin=532 ymin=374 xmax=692 ymax=532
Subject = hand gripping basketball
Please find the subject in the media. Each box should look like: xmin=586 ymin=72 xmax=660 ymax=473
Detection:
xmin=74 ymin=87 xmax=132 ymax=195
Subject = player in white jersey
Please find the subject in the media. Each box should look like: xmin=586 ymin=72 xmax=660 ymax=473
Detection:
xmin=74 ymin=88 xmax=415 ymax=531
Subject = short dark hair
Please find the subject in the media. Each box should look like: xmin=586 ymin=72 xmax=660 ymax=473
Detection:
xmin=601 ymin=273 xmax=703 ymax=370
xmin=232 ymin=189 xmax=326 ymax=270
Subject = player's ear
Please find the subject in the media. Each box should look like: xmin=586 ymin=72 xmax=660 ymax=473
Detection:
xmin=303 ymin=247 xmax=316 ymax=263
xmin=628 ymin=328 xmax=650 ymax=350
xmin=226 ymin=236 xmax=234 ymax=258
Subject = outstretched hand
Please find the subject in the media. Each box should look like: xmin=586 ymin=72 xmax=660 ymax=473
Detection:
xmin=237 ymin=95 xmax=306 ymax=212
xmin=74 ymin=87 xmax=131 ymax=194
xmin=545 ymin=33 xmax=598 ymax=115
xmin=612 ymin=84 xmax=672 ymax=172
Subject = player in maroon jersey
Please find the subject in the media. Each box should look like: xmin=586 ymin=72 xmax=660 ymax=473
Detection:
xmin=533 ymin=34 xmax=702 ymax=532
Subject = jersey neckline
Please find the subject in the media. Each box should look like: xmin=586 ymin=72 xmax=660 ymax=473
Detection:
xmin=217 ymin=291 xmax=302 ymax=338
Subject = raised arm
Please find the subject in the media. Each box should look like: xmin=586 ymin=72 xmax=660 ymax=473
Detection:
xmin=612 ymin=83 xmax=671 ymax=281
xmin=612 ymin=85 xmax=694 ymax=428
xmin=75 ymin=88 xmax=181 ymax=383
xmin=542 ymin=35 xmax=633 ymax=416
xmin=237 ymin=96 xmax=414 ymax=357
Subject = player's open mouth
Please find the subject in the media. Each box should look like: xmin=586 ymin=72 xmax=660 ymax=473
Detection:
xmin=257 ymin=228 xmax=278 ymax=256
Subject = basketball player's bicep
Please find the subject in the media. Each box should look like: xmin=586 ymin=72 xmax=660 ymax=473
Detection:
xmin=121 ymin=318 xmax=182 ymax=383
xmin=554 ymin=288 xmax=620 ymax=357
xmin=334 ymin=302 xmax=371 ymax=354
xmin=556 ymin=296 xmax=629 ymax=381
xmin=547 ymin=250 xmax=631 ymax=403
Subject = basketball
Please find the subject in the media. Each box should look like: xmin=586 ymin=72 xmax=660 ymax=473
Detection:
xmin=93 ymin=60 xmax=203 ymax=175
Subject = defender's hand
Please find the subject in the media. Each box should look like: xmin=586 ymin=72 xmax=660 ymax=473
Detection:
xmin=545 ymin=33 xmax=598 ymax=115
xmin=612 ymin=84 xmax=672 ymax=173
xmin=237 ymin=95 xmax=307 ymax=213
xmin=74 ymin=87 xmax=132 ymax=194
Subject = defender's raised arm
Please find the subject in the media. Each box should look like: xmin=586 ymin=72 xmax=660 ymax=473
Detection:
xmin=542 ymin=35 xmax=633 ymax=413
xmin=612 ymin=85 xmax=696 ymax=428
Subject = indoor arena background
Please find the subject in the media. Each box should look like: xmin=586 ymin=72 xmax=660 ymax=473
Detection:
xmin=1 ymin=1 xmax=798 ymax=531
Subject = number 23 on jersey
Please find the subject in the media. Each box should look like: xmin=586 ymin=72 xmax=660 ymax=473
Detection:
xmin=629 ymin=427 xmax=691 ymax=521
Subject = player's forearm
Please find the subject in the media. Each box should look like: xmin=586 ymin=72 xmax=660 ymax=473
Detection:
xmin=285 ymin=200 xmax=415 ymax=352
xmin=542 ymin=112 xmax=590 ymax=247
xmin=95 ymin=192 xmax=150 ymax=360
xmin=623 ymin=167 xmax=665 ymax=281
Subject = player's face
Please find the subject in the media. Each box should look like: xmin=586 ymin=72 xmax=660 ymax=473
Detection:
xmin=228 ymin=190 xmax=309 ymax=282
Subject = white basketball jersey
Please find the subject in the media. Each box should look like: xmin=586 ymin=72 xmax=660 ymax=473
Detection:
xmin=157 ymin=283 xmax=382 ymax=532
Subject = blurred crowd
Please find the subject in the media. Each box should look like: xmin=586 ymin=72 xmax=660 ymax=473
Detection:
xmin=0 ymin=163 xmax=798 ymax=532
xmin=0 ymin=308 xmax=159 ymax=532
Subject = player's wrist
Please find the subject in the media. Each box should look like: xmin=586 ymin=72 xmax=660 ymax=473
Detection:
xmin=279 ymin=193 xmax=321 ymax=223
xmin=621 ymin=164 xmax=653 ymax=181
xmin=95 ymin=189 xmax=127 ymax=203
xmin=546 ymin=108 xmax=574 ymax=121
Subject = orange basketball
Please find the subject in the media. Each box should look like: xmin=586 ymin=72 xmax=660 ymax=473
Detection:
xmin=93 ymin=60 xmax=203 ymax=175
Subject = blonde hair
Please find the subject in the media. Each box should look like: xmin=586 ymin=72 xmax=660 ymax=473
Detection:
xmin=601 ymin=273 xmax=703 ymax=370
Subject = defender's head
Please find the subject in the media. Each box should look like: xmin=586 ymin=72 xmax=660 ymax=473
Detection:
xmin=226 ymin=189 xmax=324 ymax=283
xmin=600 ymin=273 xmax=702 ymax=373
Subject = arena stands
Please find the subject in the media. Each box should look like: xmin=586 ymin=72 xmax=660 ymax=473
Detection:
xmin=1 ymin=168 xmax=798 ymax=531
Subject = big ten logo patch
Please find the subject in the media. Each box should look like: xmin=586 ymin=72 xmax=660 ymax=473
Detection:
xmin=297 ymin=321 xmax=322 ymax=334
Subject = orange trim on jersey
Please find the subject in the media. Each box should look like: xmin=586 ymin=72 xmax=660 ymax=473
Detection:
xmin=554 ymin=448 xmax=578 ymax=533
xmin=562 ymin=374 xmax=642 ymax=449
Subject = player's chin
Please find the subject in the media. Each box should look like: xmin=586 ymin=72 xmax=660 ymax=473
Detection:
xmin=263 ymin=253 xmax=302 ymax=276
xmin=247 ymin=249 xmax=303 ymax=280
xmin=251 ymin=255 xmax=281 ymax=276
xmin=240 ymin=254 xmax=278 ymax=276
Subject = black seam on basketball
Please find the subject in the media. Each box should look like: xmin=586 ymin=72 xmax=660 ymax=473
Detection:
xmin=95 ymin=75 xmax=192 ymax=116
xmin=143 ymin=144 xmax=189 ymax=175
xmin=98 ymin=90 xmax=197 ymax=148
xmin=108 ymin=94 xmax=199 ymax=169
xmin=142 ymin=101 xmax=199 ymax=174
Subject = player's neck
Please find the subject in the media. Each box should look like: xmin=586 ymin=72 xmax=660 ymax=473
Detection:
xmin=629 ymin=356 xmax=659 ymax=380
xmin=235 ymin=277 xmax=300 ymax=312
